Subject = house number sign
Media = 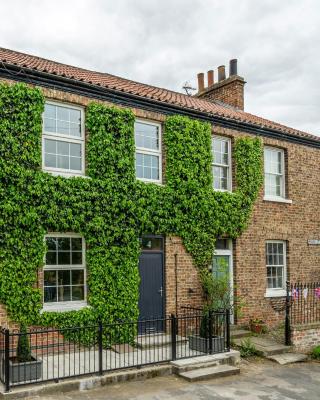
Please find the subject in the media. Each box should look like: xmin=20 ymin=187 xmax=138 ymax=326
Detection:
xmin=308 ymin=239 xmax=320 ymax=245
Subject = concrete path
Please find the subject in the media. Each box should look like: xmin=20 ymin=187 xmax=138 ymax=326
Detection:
xmin=22 ymin=360 xmax=320 ymax=400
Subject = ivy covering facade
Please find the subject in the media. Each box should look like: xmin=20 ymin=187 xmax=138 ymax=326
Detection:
xmin=0 ymin=83 xmax=263 ymax=330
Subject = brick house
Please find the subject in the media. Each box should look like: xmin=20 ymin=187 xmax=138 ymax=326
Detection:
xmin=0 ymin=47 xmax=319 ymax=330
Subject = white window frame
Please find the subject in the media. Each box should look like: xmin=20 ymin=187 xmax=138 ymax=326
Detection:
xmin=212 ymin=135 xmax=232 ymax=192
xmin=265 ymin=240 xmax=287 ymax=298
xmin=42 ymin=101 xmax=85 ymax=177
xmin=264 ymin=146 xmax=287 ymax=202
xmin=135 ymin=119 xmax=162 ymax=184
xmin=42 ymin=232 xmax=87 ymax=312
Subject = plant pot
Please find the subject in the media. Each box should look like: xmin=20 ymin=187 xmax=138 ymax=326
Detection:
xmin=189 ymin=334 xmax=225 ymax=353
xmin=250 ymin=323 xmax=266 ymax=334
xmin=2 ymin=356 xmax=42 ymax=383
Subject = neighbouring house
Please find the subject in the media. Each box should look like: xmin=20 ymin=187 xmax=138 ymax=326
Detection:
xmin=0 ymin=47 xmax=319 ymax=333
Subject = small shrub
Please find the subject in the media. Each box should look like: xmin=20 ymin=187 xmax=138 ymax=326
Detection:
xmin=17 ymin=325 xmax=32 ymax=362
xmin=239 ymin=338 xmax=260 ymax=358
xmin=311 ymin=345 xmax=320 ymax=360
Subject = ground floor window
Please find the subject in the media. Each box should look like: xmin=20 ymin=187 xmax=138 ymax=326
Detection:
xmin=265 ymin=240 xmax=286 ymax=296
xmin=43 ymin=234 xmax=86 ymax=310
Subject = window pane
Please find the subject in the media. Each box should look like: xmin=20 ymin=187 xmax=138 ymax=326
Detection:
xmin=266 ymin=242 xmax=285 ymax=289
xmin=70 ymin=143 xmax=81 ymax=157
xmin=72 ymin=270 xmax=84 ymax=285
xmin=72 ymin=286 xmax=84 ymax=301
xmin=72 ymin=238 xmax=82 ymax=251
xmin=58 ymin=252 xmax=71 ymax=265
xmin=58 ymin=238 xmax=70 ymax=250
xmin=70 ymin=109 xmax=81 ymax=123
xmin=216 ymin=239 xmax=229 ymax=250
xmin=44 ymin=139 xmax=57 ymax=154
xmin=141 ymin=237 xmax=163 ymax=250
xmin=58 ymin=286 xmax=71 ymax=302
xmin=44 ymin=104 xmax=56 ymax=119
xmin=72 ymin=252 xmax=82 ymax=264
xmin=57 ymin=141 xmax=69 ymax=156
xmin=57 ymin=155 xmax=69 ymax=169
xmin=44 ymin=270 xmax=56 ymax=286
xmin=46 ymin=237 xmax=57 ymax=251
xmin=70 ymin=123 xmax=81 ymax=137
xmin=57 ymin=120 xmax=70 ymax=135
xmin=58 ymin=270 xmax=70 ymax=285
xmin=44 ymin=118 xmax=56 ymax=133
xmin=44 ymin=154 xmax=56 ymax=168
xmin=136 ymin=153 xmax=159 ymax=180
xmin=44 ymin=287 xmax=57 ymax=303
xmin=70 ymin=157 xmax=81 ymax=171
xmin=46 ymin=252 xmax=57 ymax=265
xmin=57 ymin=106 xmax=69 ymax=121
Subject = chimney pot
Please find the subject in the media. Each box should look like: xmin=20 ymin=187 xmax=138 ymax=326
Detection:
xmin=229 ymin=59 xmax=238 ymax=76
xmin=218 ymin=65 xmax=226 ymax=82
xmin=197 ymin=72 xmax=205 ymax=92
xmin=207 ymin=70 xmax=214 ymax=87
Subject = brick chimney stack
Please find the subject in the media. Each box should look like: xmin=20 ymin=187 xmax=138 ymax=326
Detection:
xmin=195 ymin=59 xmax=246 ymax=110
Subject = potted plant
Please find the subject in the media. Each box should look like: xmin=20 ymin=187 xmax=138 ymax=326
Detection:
xmin=8 ymin=325 xmax=42 ymax=383
xmin=188 ymin=263 xmax=232 ymax=353
xmin=250 ymin=318 xmax=267 ymax=334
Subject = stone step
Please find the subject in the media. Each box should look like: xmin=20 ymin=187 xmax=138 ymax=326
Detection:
xmin=268 ymin=353 xmax=308 ymax=365
xmin=171 ymin=350 xmax=241 ymax=373
xmin=178 ymin=364 xmax=240 ymax=382
xmin=234 ymin=337 xmax=291 ymax=357
xmin=135 ymin=334 xmax=187 ymax=349
xmin=230 ymin=329 xmax=252 ymax=339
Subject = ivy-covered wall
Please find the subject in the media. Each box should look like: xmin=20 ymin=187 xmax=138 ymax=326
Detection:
xmin=0 ymin=82 xmax=263 ymax=328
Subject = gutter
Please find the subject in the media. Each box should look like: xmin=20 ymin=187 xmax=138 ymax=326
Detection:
xmin=1 ymin=63 xmax=319 ymax=149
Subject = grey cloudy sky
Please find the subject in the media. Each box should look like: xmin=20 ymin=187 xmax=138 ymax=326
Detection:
xmin=1 ymin=0 xmax=320 ymax=134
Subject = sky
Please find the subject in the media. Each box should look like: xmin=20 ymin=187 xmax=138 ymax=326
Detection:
xmin=1 ymin=0 xmax=319 ymax=135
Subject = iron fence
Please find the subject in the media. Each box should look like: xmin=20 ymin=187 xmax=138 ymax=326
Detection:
xmin=0 ymin=310 xmax=230 ymax=391
xmin=285 ymin=281 xmax=320 ymax=345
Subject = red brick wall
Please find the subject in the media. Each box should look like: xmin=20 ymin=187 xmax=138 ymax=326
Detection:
xmin=1 ymin=78 xmax=320 ymax=331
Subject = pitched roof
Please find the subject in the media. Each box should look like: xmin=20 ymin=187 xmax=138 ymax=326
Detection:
xmin=0 ymin=47 xmax=318 ymax=142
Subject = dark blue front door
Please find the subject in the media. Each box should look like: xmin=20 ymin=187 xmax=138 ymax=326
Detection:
xmin=138 ymin=236 xmax=164 ymax=333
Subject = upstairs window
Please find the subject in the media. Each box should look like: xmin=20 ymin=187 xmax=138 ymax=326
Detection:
xmin=135 ymin=120 xmax=162 ymax=183
xmin=42 ymin=102 xmax=84 ymax=176
xmin=212 ymin=136 xmax=231 ymax=191
xmin=264 ymin=147 xmax=285 ymax=199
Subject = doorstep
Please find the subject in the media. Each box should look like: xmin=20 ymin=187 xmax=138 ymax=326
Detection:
xmin=0 ymin=364 xmax=172 ymax=399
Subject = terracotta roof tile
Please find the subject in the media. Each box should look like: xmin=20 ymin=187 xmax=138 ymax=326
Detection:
xmin=0 ymin=47 xmax=318 ymax=142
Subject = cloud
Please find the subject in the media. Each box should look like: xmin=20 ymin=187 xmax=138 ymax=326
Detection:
xmin=1 ymin=0 xmax=319 ymax=134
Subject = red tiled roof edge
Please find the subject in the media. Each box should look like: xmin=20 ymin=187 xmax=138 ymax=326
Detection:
xmin=0 ymin=47 xmax=318 ymax=142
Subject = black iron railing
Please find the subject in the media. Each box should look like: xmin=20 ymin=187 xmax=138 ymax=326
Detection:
xmin=285 ymin=281 xmax=320 ymax=345
xmin=0 ymin=311 xmax=230 ymax=391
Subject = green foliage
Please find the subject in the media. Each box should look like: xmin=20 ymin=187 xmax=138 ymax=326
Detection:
xmin=238 ymin=338 xmax=260 ymax=358
xmin=311 ymin=345 xmax=320 ymax=359
xmin=0 ymin=83 xmax=263 ymax=340
xmin=17 ymin=325 xmax=32 ymax=362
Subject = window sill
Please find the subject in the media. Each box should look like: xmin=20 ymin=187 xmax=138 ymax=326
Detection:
xmin=43 ymin=169 xmax=89 ymax=179
xmin=263 ymin=196 xmax=292 ymax=204
xmin=137 ymin=178 xmax=163 ymax=186
xmin=41 ymin=302 xmax=89 ymax=313
xmin=264 ymin=289 xmax=286 ymax=298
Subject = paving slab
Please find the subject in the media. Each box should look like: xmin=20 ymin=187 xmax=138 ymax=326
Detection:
xmin=230 ymin=329 xmax=251 ymax=339
xmin=268 ymin=352 xmax=308 ymax=365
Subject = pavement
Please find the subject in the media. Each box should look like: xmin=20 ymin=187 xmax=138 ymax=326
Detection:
xmin=22 ymin=359 xmax=320 ymax=400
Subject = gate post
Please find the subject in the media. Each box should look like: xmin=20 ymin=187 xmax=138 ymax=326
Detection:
xmin=226 ymin=309 xmax=230 ymax=351
xmin=171 ymin=314 xmax=177 ymax=361
xmin=98 ymin=320 xmax=103 ymax=375
xmin=285 ymin=281 xmax=291 ymax=346
xmin=208 ymin=310 xmax=213 ymax=355
xmin=4 ymin=329 xmax=10 ymax=392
